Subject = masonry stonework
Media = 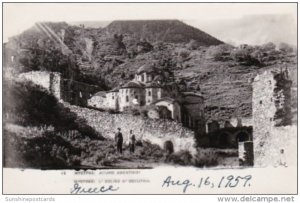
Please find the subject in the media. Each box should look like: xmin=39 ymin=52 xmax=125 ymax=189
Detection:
xmin=252 ymin=70 xmax=295 ymax=167
xmin=67 ymin=104 xmax=196 ymax=154
xmin=19 ymin=71 xmax=62 ymax=100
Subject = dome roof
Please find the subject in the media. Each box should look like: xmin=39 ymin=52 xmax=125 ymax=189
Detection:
xmin=121 ymin=81 xmax=144 ymax=88
xmin=153 ymin=75 xmax=164 ymax=81
xmin=109 ymin=87 xmax=120 ymax=92
xmin=152 ymin=97 xmax=178 ymax=104
xmin=94 ymin=91 xmax=107 ymax=97
xmin=137 ymin=64 xmax=157 ymax=74
xmin=182 ymin=92 xmax=203 ymax=98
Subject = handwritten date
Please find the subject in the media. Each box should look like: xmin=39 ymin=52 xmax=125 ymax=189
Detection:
xmin=162 ymin=175 xmax=252 ymax=193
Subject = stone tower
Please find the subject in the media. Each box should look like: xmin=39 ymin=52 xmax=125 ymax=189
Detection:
xmin=252 ymin=69 xmax=292 ymax=167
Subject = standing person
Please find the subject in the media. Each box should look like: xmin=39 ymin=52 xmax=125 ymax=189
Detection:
xmin=129 ymin=130 xmax=136 ymax=153
xmin=115 ymin=128 xmax=123 ymax=154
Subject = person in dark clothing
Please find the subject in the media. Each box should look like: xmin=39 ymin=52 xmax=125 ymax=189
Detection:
xmin=115 ymin=128 xmax=123 ymax=154
xmin=129 ymin=130 xmax=136 ymax=153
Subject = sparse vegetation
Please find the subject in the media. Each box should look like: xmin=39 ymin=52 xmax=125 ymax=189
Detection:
xmin=3 ymin=20 xmax=297 ymax=169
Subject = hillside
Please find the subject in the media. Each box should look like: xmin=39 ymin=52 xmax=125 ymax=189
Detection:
xmin=4 ymin=21 xmax=297 ymax=124
xmin=106 ymin=20 xmax=223 ymax=45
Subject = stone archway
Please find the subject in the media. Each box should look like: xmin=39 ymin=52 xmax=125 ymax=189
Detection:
xmin=236 ymin=131 xmax=251 ymax=143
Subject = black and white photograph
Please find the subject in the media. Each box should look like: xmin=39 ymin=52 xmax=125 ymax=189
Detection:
xmin=1 ymin=2 xmax=298 ymax=195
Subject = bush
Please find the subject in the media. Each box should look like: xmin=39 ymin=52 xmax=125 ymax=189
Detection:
xmin=278 ymin=42 xmax=294 ymax=53
xmin=3 ymin=80 xmax=103 ymax=140
xmin=186 ymin=39 xmax=199 ymax=50
xmin=231 ymin=45 xmax=261 ymax=66
xmin=206 ymin=44 xmax=233 ymax=61
xmin=3 ymin=128 xmax=81 ymax=169
xmin=165 ymin=150 xmax=193 ymax=166
xmin=177 ymin=48 xmax=191 ymax=62
xmin=193 ymin=148 xmax=219 ymax=167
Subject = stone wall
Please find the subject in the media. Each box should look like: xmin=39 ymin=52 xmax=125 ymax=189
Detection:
xmin=88 ymin=96 xmax=106 ymax=109
xmin=49 ymin=72 xmax=62 ymax=99
xmin=19 ymin=71 xmax=51 ymax=91
xmin=66 ymin=103 xmax=196 ymax=154
xmin=18 ymin=71 xmax=102 ymax=106
xmin=19 ymin=71 xmax=62 ymax=100
xmin=252 ymin=70 xmax=295 ymax=167
xmin=254 ymin=125 xmax=297 ymax=167
xmin=61 ymin=79 xmax=101 ymax=106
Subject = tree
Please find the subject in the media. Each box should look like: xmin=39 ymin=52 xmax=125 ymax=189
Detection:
xmin=206 ymin=44 xmax=233 ymax=61
xmin=278 ymin=42 xmax=294 ymax=53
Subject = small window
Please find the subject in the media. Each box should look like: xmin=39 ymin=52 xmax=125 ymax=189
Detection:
xmin=135 ymin=95 xmax=138 ymax=99
xmin=112 ymin=96 xmax=114 ymax=100
xmin=269 ymin=80 xmax=272 ymax=85
xmin=126 ymin=96 xmax=129 ymax=102
xmin=270 ymin=98 xmax=273 ymax=102
xmin=148 ymin=91 xmax=151 ymax=96
xmin=148 ymin=100 xmax=150 ymax=103
xmin=270 ymin=118 xmax=273 ymax=121
xmin=259 ymin=100 xmax=262 ymax=105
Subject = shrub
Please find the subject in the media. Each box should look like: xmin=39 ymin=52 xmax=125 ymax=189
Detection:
xmin=231 ymin=45 xmax=261 ymax=66
xmin=193 ymin=148 xmax=219 ymax=167
xmin=177 ymin=48 xmax=191 ymax=62
xmin=206 ymin=44 xmax=234 ymax=61
xmin=165 ymin=150 xmax=193 ymax=166
xmin=3 ymin=80 xmax=103 ymax=140
xmin=278 ymin=42 xmax=294 ymax=53
xmin=186 ymin=39 xmax=199 ymax=50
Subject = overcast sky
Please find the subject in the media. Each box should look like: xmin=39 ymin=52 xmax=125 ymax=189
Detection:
xmin=3 ymin=3 xmax=297 ymax=42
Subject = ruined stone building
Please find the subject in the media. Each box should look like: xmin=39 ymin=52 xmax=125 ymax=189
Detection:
xmin=18 ymin=71 xmax=101 ymax=106
xmin=88 ymin=63 xmax=206 ymax=135
xmin=252 ymin=69 xmax=294 ymax=167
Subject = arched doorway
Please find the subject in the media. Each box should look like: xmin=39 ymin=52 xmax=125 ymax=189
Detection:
xmin=164 ymin=140 xmax=174 ymax=154
xmin=236 ymin=131 xmax=250 ymax=143
xmin=157 ymin=106 xmax=172 ymax=119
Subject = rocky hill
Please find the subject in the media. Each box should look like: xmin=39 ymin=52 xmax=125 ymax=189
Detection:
xmin=4 ymin=21 xmax=297 ymax=123
xmin=106 ymin=20 xmax=223 ymax=45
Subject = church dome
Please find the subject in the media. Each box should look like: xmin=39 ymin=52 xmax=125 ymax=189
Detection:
xmin=137 ymin=64 xmax=157 ymax=74
xmin=122 ymin=81 xmax=144 ymax=88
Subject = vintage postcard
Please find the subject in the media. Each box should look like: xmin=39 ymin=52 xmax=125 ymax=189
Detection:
xmin=2 ymin=2 xmax=298 ymax=195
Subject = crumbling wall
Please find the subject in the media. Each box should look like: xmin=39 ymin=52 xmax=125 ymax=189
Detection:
xmin=19 ymin=71 xmax=51 ymax=91
xmin=49 ymin=72 xmax=62 ymax=100
xmin=88 ymin=96 xmax=106 ymax=109
xmin=254 ymin=125 xmax=297 ymax=167
xmin=19 ymin=71 xmax=62 ymax=100
xmin=66 ymin=103 xmax=196 ymax=154
xmin=252 ymin=70 xmax=295 ymax=167
xmin=18 ymin=71 xmax=101 ymax=106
